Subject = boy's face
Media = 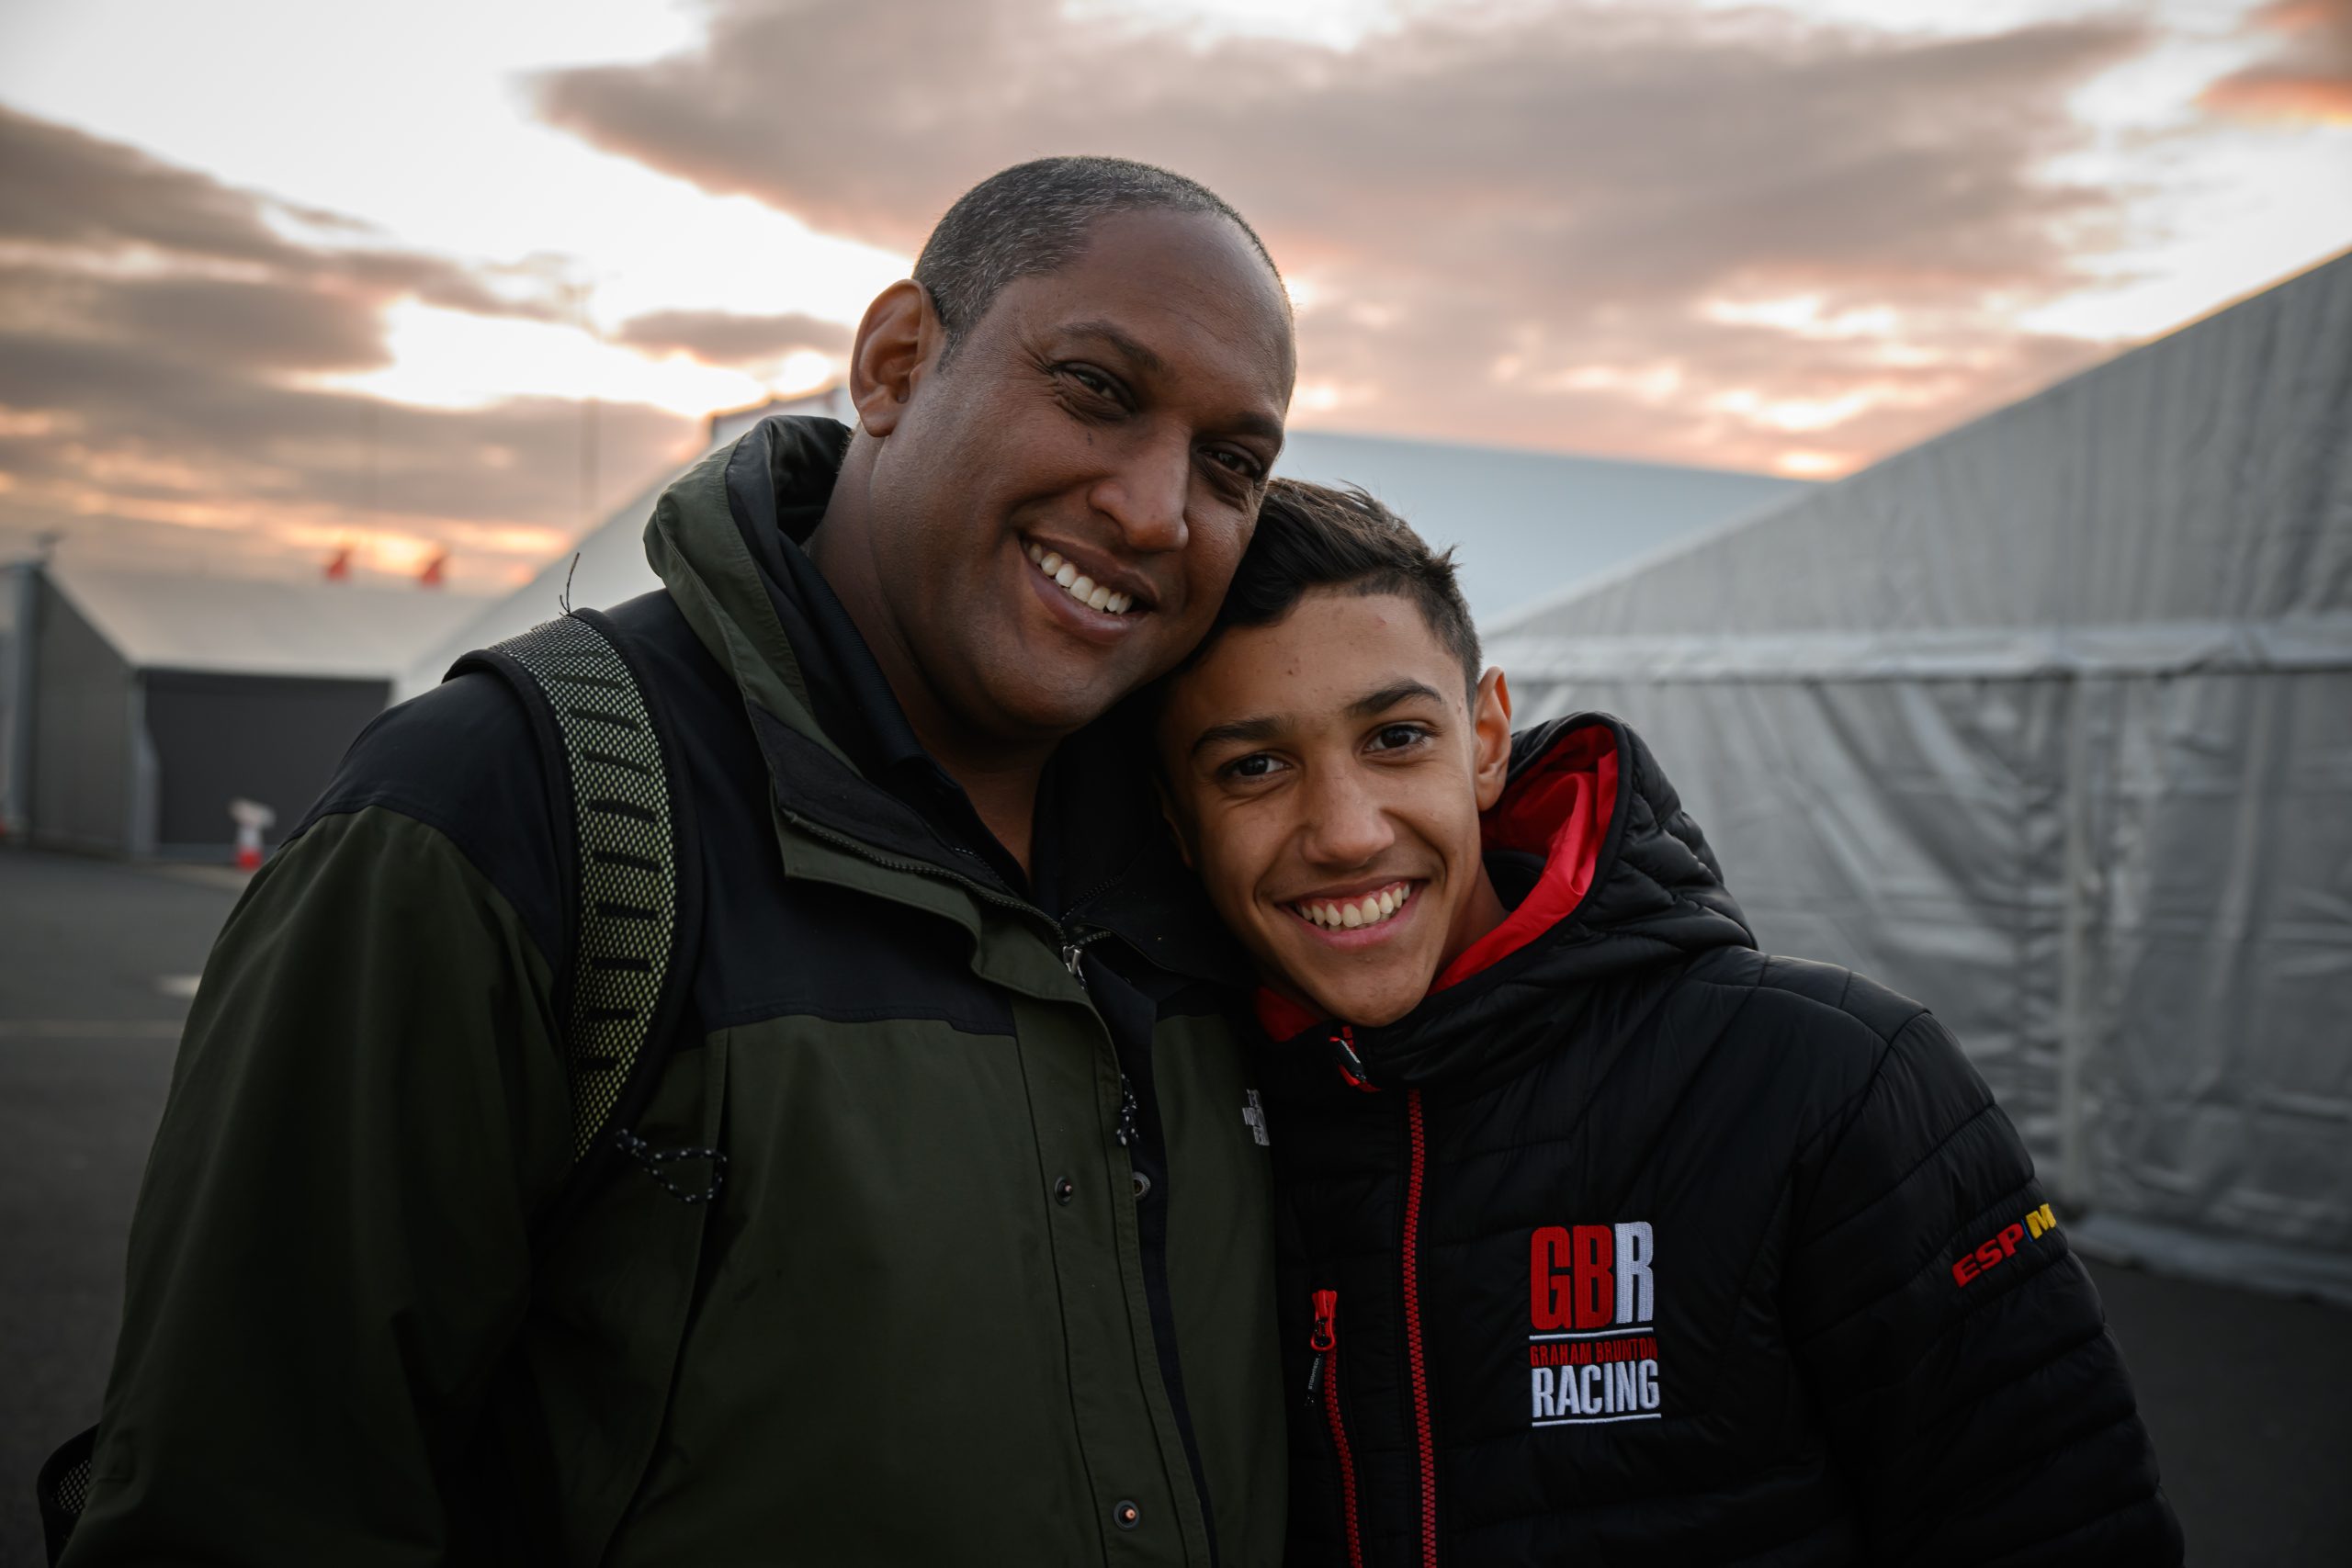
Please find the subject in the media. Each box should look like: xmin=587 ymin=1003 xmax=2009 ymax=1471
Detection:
xmin=1156 ymin=587 xmax=1511 ymax=1028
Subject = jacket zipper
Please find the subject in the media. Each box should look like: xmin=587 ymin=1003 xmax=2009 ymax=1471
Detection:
xmin=1306 ymin=1289 xmax=1365 ymax=1568
xmin=1403 ymin=1090 xmax=1437 ymax=1567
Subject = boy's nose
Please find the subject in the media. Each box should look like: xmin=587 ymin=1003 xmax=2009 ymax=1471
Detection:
xmin=1299 ymin=769 xmax=1396 ymax=869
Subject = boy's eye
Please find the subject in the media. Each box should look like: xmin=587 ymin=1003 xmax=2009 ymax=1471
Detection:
xmin=1221 ymin=752 xmax=1284 ymax=782
xmin=1369 ymin=724 xmax=1430 ymax=752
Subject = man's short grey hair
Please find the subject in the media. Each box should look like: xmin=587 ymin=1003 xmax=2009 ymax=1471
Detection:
xmin=913 ymin=156 xmax=1283 ymax=355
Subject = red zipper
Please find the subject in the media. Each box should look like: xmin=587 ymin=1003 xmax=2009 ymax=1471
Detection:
xmin=1403 ymin=1090 xmax=1437 ymax=1566
xmin=1307 ymin=1289 xmax=1365 ymax=1568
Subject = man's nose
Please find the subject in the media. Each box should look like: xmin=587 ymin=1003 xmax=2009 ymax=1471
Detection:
xmin=1299 ymin=767 xmax=1395 ymax=870
xmin=1089 ymin=426 xmax=1191 ymax=554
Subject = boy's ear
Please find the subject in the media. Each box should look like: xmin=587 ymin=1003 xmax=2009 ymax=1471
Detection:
xmin=1152 ymin=774 xmax=1197 ymax=871
xmin=848 ymin=279 xmax=942 ymax=438
xmin=1471 ymin=667 xmax=1512 ymax=813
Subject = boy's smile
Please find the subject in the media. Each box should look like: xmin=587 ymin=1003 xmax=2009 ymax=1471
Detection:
xmin=1156 ymin=586 xmax=1513 ymax=1027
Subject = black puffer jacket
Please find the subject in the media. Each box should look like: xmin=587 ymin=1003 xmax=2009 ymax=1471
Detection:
xmin=1258 ymin=715 xmax=2181 ymax=1566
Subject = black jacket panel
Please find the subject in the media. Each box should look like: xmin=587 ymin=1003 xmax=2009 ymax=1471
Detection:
xmin=1264 ymin=715 xmax=2181 ymax=1567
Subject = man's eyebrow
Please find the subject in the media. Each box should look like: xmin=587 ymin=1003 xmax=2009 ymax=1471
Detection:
xmin=1350 ymin=680 xmax=1446 ymax=717
xmin=1063 ymin=319 xmax=1167 ymax=376
xmin=1060 ymin=320 xmax=1284 ymax=447
xmin=1189 ymin=715 xmax=1283 ymax=758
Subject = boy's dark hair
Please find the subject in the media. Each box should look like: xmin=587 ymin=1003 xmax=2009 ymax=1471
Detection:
xmin=1179 ymin=477 xmax=1481 ymax=697
xmin=915 ymin=156 xmax=1282 ymax=358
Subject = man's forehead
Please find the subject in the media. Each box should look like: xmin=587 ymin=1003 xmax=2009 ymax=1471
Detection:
xmin=1009 ymin=216 xmax=1293 ymax=378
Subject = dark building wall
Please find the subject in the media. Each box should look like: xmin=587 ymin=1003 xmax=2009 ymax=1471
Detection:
xmin=141 ymin=669 xmax=389 ymax=851
xmin=30 ymin=577 xmax=133 ymax=853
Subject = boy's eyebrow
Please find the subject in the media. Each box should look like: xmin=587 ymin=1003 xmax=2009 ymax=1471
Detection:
xmin=1350 ymin=680 xmax=1446 ymax=716
xmin=1187 ymin=680 xmax=1447 ymax=760
xmin=1190 ymin=715 xmax=1283 ymax=757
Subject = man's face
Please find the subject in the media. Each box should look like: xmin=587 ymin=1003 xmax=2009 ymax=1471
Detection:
xmin=860 ymin=208 xmax=1295 ymax=745
xmin=1156 ymin=588 xmax=1511 ymax=1028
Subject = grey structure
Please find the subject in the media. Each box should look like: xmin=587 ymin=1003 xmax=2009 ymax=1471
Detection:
xmin=1488 ymin=250 xmax=2352 ymax=1303
xmin=0 ymin=563 xmax=481 ymax=857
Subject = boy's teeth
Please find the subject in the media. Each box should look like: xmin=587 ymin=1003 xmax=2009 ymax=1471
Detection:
xmin=1297 ymin=882 xmax=1414 ymax=931
xmin=1025 ymin=540 xmax=1142 ymax=616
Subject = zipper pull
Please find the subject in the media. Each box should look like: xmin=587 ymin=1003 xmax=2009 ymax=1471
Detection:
xmin=1330 ymin=1025 xmax=1378 ymax=1092
xmin=1306 ymin=1288 xmax=1338 ymax=1405
xmin=1060 ymin=942 xmax=1089 ymax=987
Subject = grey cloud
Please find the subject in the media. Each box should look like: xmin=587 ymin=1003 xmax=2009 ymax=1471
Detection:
xmin=0 ymin=106 xmax=695 ymax=582
xmin=614 ymin=308 xmax=850 ymax=365
xmin=0 ymin=105 xmax=562 ymax=325
xmin=533 ymin=0 xmax=2151 ymax=470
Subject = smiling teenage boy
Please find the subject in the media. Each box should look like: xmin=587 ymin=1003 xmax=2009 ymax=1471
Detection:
xmin=1153 ymin=480 xmax=2182 ymax=1567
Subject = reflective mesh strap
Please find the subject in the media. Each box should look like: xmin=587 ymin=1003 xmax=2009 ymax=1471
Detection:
xmin=487 ymin=614 xmax=680 ymax=1161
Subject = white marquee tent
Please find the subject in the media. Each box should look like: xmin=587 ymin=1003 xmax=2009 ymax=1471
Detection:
xmin=1488 ymin=251 xmax=2352 ymax=1302
xmin=399 ymin=391 xmax=1804 ymax=698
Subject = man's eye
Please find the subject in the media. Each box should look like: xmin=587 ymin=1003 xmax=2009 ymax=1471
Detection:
xmin=1059 ymin=364 xmax=1125 ymax=405
xmin=1204 ymin=446 xmax=1265 ymax=481
xmin=1222 ymin=752 xmax=1283 ymax=782
xmin=1370 ymin=724 xmax=1429 ymax=752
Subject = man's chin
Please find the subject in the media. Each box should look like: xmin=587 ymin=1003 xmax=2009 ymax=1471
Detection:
xmin=978 ymin=660 xmax=1149 ymax=739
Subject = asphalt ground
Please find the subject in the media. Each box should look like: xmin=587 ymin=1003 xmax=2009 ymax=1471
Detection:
xmin=2 ymin=843 xmax=2346 ymax=1566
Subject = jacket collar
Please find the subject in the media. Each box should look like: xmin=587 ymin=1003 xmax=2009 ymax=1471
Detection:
xmin=1255 ymin=714 xmax=1754 ymax=1097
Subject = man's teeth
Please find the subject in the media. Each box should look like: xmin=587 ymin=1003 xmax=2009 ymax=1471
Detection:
xmin=1025 ymin=543 xmax=1134 ymax=615
xmin=1295 ymin=883 xmax=1415 ymax=931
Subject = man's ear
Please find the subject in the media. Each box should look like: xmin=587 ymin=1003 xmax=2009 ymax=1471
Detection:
xmin=848 ymin=279 xmax=940 ymax=438
xmin=1471 ymin=667 xmax=1512 ymax=813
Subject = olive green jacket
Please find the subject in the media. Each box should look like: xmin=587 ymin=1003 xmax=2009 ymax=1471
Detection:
xmin=64 ymin=418 xmax=1283 ymax=1566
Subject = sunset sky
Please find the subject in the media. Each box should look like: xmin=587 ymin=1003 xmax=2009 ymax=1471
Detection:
xmin=1 ymin=0 xmax=2346 ymax=592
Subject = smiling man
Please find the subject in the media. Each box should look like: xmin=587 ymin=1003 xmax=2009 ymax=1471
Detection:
xmin=1152 ymin=480 xmax=2181 ymax=1565
xmin=63 ymin=159 xmax=1295 ymax=1566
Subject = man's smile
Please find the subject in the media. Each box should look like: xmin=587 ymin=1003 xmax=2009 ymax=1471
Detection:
xmin=1023 ymin=537 xmax=1148 ymax=618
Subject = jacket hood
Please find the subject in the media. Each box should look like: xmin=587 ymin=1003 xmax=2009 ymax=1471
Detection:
xmin=1256 ymin=713 xmax=1753 ymax=1096
xmin=644 ymin=413 xmax=853 ymax=763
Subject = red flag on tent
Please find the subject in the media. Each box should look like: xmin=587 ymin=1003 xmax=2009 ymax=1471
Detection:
xmin=323 ymin=547 xmax=352 ymax=581
xmin=419 ymin=549 xmax=449 ymax=588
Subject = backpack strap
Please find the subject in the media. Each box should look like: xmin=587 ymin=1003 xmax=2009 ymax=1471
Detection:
xmin=451 ymin=607 xmax=715 ymax=1228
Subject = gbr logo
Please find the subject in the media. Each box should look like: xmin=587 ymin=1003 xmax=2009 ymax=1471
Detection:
xmin=1530 ymin=1221 xmax=1653 ymax=1330
xmin=1527 ymin=1222 xmax=1661 ymax=1427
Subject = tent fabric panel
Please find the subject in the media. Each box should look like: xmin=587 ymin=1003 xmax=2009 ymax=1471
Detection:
xmin=2085 ymin=667 xmax=2352 ymax=1257
xmin=1491 ymin=250 xmax=2352 ymax=644
xmin=29 ymin=574 xmax=133 ymax=852
xmin=47 ymin=567 xmax=487 ymax=681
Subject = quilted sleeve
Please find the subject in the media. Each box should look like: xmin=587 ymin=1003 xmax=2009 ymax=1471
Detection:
xmin=1782 ymin=1010 xmax=2184 ymax=1566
